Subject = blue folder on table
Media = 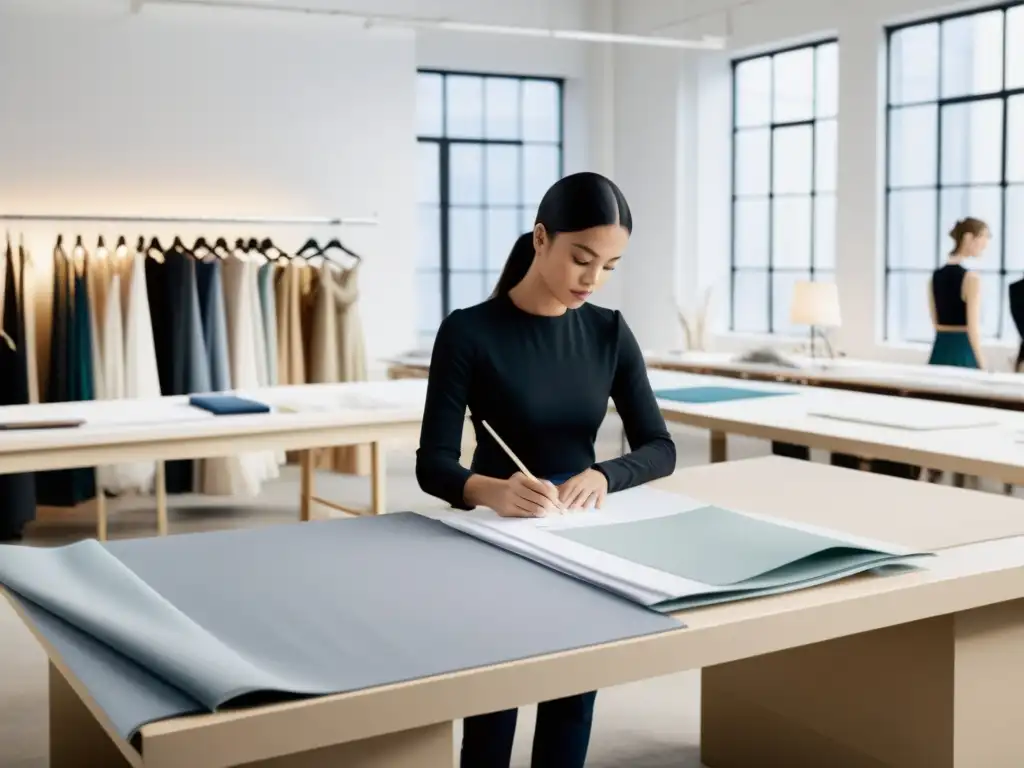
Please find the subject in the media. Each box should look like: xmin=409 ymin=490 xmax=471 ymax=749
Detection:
xmin=655 ymin=386 xmax=795 ymax=404
xmin=189 ymin=394 xmax=271 ymax=415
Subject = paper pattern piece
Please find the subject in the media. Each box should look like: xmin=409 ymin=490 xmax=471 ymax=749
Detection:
xmin=0 ymin=513 xmax=680 ymax=742
xmin=808 ymin=399 xmax=999 ymax=431
xmin=427 ymin=486 xmax=931 ymax=613
xmin=655 ymin=386 xmax=796 ymax=404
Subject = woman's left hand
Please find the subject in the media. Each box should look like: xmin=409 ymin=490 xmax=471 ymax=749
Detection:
xmin=557 ymin=469 xmax=608 ymax=510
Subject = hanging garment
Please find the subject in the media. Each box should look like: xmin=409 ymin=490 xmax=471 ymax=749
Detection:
xmin=327 ymin=264 xmax=371 ymax=476
xmin=306 ymin=264 xmax=341 ymax=471
xmin=275 ymin=262 xmax=306 ymax=386
xmin=195 ymin=258 xmax=232 ymax=392
xmin=0 ymin=244 xmax=37 ymax=541
xmin=146 ymin=253 xmax=174 ymax=397
xmin=258 ymin=262 xmax=279 ymax=386
xmin=86 ymin=248 xmax=111 ymax=400
xmin=247 ymin=261 xmax=269 ymax=388
xmin=200 ymin=256 xmax=275 ymax=496
xmin=18 ymin=246 xmax=40 ymax=404
xmin=95 ymin=264 xmax=127 ymax=495
xmin=105 ymin=251 xmax=163 ymax=495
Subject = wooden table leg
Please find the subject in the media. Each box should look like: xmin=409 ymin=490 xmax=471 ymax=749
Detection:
xmin=299 ymin=449 xmax=314 ymax=522
xmin=709 ymin=431 xmax=727 ymax=464
xmin=50 ymin=663 xmax=132 ymax=768
xmin=370 ymin=441 xmax=386 ymax=516
xmin=93 ymin=469 xmax=107 ymax=542
xmin=155 ymin=460 xmax=168 ymax=536
xmin=701 ymin=599 xmax=1024 ymax=767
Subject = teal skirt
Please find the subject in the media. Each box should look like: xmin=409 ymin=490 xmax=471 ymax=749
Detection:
xmin=928 ymin=330 xmax=978 ymax=369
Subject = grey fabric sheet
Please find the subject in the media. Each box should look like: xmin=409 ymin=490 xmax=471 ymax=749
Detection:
xmin=0 ymin=513 xmax=682 ymax=743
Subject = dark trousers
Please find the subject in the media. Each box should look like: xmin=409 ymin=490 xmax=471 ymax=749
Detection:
xmin=460 ymin=690 xmax=597 ymax=768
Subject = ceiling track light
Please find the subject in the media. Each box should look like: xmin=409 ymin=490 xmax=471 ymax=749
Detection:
xmin=135 ymin=0 xmax=727 ymax=50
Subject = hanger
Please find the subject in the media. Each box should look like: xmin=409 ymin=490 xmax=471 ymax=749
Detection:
xmin=318 ymin=237 xmax=362 ymax=266
xmin=258 ymin=237 xmax=288 ymax=260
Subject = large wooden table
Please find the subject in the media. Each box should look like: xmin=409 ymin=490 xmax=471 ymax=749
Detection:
xmin=10 ymin=456 xmax=1024 ymax=767
xmin=645 ymin=349 xmax=1024 ymax=410
xmin=0 ymin=381 xmax=428 ymax=539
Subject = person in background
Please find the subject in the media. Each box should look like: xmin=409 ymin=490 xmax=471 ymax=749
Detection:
xmin=924 ymin=216 xmax=990 ymax=486
xmin=928 ymin=217 xmax=990 ymax=370
xmin=415 ymin=171 xmax=677 ymax=768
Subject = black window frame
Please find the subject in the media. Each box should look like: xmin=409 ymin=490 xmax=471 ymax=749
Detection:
xmin=729 ymin=37 xmax=840 ymax=335
xmin=884 ymin=1 xmax=1024 ymax=343
xmin=416 ymin=68 xmax=565 ymax=340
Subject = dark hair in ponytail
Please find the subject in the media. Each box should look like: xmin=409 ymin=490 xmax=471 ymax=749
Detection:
xmin=948 ymin=216 xmax=989 ymax=254
xmin=491 ymin=172 xmax=633 ymax=298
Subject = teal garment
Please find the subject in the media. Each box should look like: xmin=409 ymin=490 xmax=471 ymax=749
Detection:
xmin=655 ymin=386 xmax=794 ymax=404
xmin=258 ymin=263 xmax=278 ymax=386
xmin=927 ymin=330 xmax=978 ymax=369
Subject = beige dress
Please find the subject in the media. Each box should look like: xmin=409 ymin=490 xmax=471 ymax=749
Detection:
xmin=327 ymin=265 xmax=371 ymax=475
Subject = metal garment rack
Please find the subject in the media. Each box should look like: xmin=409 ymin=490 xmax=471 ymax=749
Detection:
xmin=0 ymin=213 xmax=378 ymax=226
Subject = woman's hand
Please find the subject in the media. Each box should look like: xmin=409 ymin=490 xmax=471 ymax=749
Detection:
xmin=492 ymin=472 xmax=562 ymax=518
xmin=557 ymin=469 xmax=608 ymax=510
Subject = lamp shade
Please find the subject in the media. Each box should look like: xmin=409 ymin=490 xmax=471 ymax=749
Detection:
xmin=789 ymin=280 xmax=842 ymax=328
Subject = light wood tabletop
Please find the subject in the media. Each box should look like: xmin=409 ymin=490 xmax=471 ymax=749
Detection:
xmin=9 ymin=456 xmax=1024 ymax=767
xmin=0 ymin=379 xmax=429 ymax=538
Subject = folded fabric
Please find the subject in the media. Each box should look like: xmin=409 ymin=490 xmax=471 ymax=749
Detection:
xmin=654 ymin=386 xmax=795 ymax=404
xmin=188 ymin=394 xmax=270 ymax=415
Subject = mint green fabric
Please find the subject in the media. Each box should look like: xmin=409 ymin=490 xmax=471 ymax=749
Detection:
xmin=552 ymin=506 xmax=896 ymax=587
xmin=654 ymin=386 xmax=794 ymax=404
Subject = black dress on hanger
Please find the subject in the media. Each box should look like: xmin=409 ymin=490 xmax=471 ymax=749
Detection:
xmin=0 ymin=246 xmax=37 ymax=541
xmin=1009 ymin=278 xmax=1024 ymax=371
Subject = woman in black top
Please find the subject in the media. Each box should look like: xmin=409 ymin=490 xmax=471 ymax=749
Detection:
xmin=927 ymin=217 xmax=990 ymax=370
xmin=416 ymin=172 xmax=677 ymax=767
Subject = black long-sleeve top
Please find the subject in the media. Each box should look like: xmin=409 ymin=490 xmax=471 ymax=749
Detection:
xmin=415 ymin=293 xmax=677 ymax=509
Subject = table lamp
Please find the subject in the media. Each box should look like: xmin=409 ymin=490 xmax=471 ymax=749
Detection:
xmin=789 ymin=280 xmax=841 ymax=362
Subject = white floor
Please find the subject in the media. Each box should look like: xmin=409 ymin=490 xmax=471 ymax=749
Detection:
xmin=1 ymin=420 xmax=984 ymax=767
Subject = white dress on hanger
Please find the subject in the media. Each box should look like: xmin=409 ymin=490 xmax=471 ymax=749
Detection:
xmin=110 ymin=252 xmax=161 ymax=494
xmin=96 ymin=269 xmax=126 ymax=493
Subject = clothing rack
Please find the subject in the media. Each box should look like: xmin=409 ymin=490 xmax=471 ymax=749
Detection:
xmin=0 ymin=213 xmax=378 ymax=226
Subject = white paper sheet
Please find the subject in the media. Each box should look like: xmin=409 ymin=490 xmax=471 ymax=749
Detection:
xmin=808 ymin=399 xmax=999 ymax=431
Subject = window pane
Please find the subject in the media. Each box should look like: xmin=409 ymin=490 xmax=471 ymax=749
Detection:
xmin=418 ymin=141 xmax=440 ymax=204
xmin=449 ymin=144 xmax=484 ymax=205
xmin=485 ymin=77 xmax=520 ymax=140
xmin=485 ymin=208 xmax=521 ymax=271
xmin=445 ymin=75 xmax=484 ymax=138
xmin=522 ymin=80 xmax=560 ymax=142
xmin=889 ymin=104 xmax=938 ymax=187
xmin=417 ymin=270 xmax=442 ymax=331
xmin=418 ymin=204 xmax=440 ymax=269
xmin=889 ymin=23 xmax=939 ymax=105
xmin=888 ymin=189 xmax=938 ymax=269
xmin=734 ymin=128 xmax=770 ymax=196
xmin=772 ymin=197 xmax=812 ymax=269
xmin=417 ymin=73 xmax=444 ymax=136
xmin=815 ymin=43 xmax=838 ymax=118
xmin=523 ymin=144 xmax=560 ymax=206
xmin=486 ymin=144 xmax=520 ymax=205
xmin=938 ymin=185 xmax=1002 ymax=263
xmin=887 ymin=271 xmax=933 ymax=342
xmin=733 ymin=270 xmax=769 ymax=333
xmin=486 ymin=271 xmax=502 ymax=297
xmin=814 ymin=194 xmax=836 ymax=270
xmin=974 ymin=270 xmax=1002 ymax=339
xmin=772 ymin=125 xmax=813 ymax=195
xmin=814 ymin=118 xmax=837 ymax=192
xmin=941 ymin=11 xmax=1004 ymax=98
xmin=1009 ymin=7 xmax=1024 ymax=89
xmin=772 ymin=271 xmax=811 ymax=334
xmin=940 ymin=99 xmax=1003 ymax=186
xmin=1006 ymin=185 xmax=1024 ymax=271
xmin=1002 ymin=274 xmax=1020 ymax=340
xmin=735 ymin=56 xmax=772 ymax=127
xmin=448 ymin=208 xmax=483 ymax=271
xmin=520 ymin=206 xmax=534 ymax=233
xmin=733 ymin=198 xmax=769 ymax=267
xmin=449 ymin=272 xmax=488 ymax=311
xmin=772 ymin=47 xmax=814 ymax=122
xmin=1009 ymin=96 xmax=1024 ymax=183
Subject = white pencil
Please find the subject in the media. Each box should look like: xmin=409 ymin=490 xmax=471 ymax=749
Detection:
xmin=481 ymin=420 xmax=564 ymax=513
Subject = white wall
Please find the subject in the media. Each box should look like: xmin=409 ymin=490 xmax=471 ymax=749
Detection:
xmin=0 ymin=1 xmax=419 ymax=367
xmin=612 ymin=0 xmax=1019 ymax=367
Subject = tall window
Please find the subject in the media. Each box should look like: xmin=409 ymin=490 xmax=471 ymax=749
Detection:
xmin=730 ymin=40 xmax=839 ymax=335
xmin=886 ymin=3 xmax=1024 ymax=343
xmin=416 ymin=70 xmax=564 ymax=345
